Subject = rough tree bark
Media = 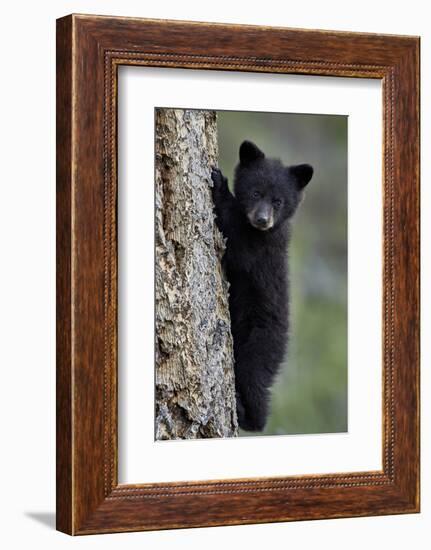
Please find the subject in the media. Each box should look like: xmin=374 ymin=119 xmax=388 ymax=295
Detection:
xmin=155 ymin=108 xmax=238 ymax=440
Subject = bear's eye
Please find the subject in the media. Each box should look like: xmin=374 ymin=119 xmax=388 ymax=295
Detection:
xmin=272 ymin=198 xmax=282 ymax=209
xmin=252 ymin=190 xmax=261 ymax=199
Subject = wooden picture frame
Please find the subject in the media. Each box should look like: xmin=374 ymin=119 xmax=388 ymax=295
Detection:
xmin=56 ymin=14 xmax=420 ymax=535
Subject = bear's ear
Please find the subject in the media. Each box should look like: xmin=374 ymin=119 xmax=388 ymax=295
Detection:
xmin=239 ymin=140 xmax=265 ymax=165
xmin=289 ymin=164 xmax=314 ymax=189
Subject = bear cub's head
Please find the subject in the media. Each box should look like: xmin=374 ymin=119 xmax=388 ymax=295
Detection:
xmin=234 ymin=140 xmax=313 ymax=231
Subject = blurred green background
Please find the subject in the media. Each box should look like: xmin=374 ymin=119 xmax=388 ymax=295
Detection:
xmin=217 ymin=110 xmax=348 ymax=436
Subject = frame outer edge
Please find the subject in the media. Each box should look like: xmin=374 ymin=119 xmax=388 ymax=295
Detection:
xmin=392 ymin=39 xmax=420 ymax=510
xmin=56 ymin=14 xmax=74 ymax=535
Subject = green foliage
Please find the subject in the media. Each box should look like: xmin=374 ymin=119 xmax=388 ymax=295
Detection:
xmin=217 ymin=110 xmax=348 ymax=436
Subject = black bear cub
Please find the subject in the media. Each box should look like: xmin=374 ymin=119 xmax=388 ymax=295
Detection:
xmin=211 ymin=140 xmax=313 ymax=432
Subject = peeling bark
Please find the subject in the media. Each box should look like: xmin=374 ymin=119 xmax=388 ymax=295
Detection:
xmin=155 ymin=108 xmax=238 ymax=440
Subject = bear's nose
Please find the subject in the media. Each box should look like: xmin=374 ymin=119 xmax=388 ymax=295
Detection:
xmin=256 ymin=216 xmax=269 ymax=227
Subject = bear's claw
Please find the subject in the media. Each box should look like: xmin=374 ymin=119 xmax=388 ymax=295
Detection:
xmin=211 ymin=167 xmax=228 ymax=193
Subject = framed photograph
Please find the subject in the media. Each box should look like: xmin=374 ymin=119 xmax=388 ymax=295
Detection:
xmin=56 ymin=14 xmax=420 ymax=535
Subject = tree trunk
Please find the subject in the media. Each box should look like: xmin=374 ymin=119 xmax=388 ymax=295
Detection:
xmin=155 ymin=108 xmax=238 ymax=440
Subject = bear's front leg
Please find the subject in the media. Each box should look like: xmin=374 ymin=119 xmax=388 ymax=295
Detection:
xmin=210 ymin=167 xmax=229 ymax=200
xmin=210 ymin=167 xmax=236 ymax=237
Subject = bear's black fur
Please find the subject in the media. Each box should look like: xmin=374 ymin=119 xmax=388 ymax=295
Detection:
xmin=211 ymin=140 xmax=313 ymax=432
